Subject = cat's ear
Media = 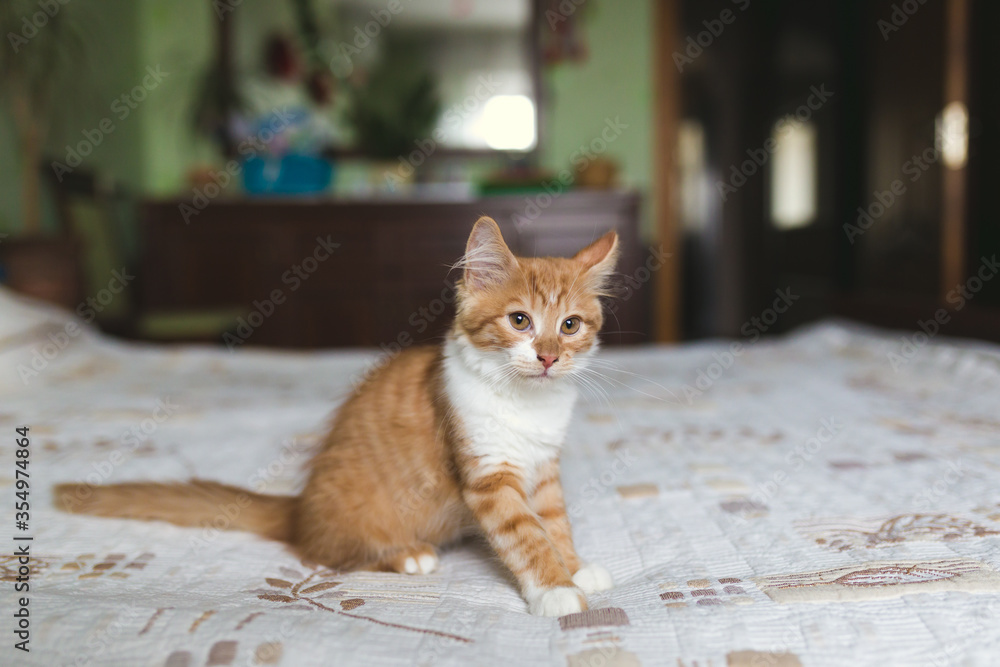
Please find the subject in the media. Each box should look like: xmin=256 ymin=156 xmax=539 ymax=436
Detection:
xmin=461 ymin=217 xmax=517 ymax=291
xmin=573 ymin=230 xmax=619 ymax=280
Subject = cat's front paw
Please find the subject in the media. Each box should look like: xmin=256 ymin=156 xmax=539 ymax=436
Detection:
xmin=528 ymin=586 xmax=588 ymax=617
xmin=572 ymin=563 xmax=614 ymax=594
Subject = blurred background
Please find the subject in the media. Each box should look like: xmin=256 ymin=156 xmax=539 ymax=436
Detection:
xmin=0 ymin=0 xmax=995 ymax=349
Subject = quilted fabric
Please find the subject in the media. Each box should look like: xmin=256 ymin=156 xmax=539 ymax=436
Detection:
xmin=3 ymin=314 xmax=1000 ymax=666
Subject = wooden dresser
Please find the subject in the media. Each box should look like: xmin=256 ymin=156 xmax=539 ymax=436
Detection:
xmin=140 ymin=191 xmax=647 ymax=348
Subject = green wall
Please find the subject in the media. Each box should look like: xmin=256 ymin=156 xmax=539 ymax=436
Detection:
xmin=139 ymin=0 xmax=217 ymax=195
xmin=0 ymin=93 xmax=22 ymax=233
xmin=540 ymin=0 xmax=655 ymax=236
xmin=1 ymin=0 xmax=146 ymax=232
xmin=1 ymin=0 xmax=655 ymax=232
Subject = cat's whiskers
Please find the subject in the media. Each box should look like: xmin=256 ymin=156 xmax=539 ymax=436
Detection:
xmin=571 ymin=372 xmax=609 ymax=407
xmin=585 ymin=358 xmax=681 ymax=403
xmin=568 ymin=368 xmax=628 ymax=433
xmin=601 ymin=305 xmax=627 ymax=345
xmin=575 ymin=365 xmax=680 ymax=406
xmin=483 ymin=362 xmax=523 ymax=395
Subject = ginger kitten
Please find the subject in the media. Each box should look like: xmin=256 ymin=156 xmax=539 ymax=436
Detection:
xmin=55 ymin=216 xmax=619 ymax=616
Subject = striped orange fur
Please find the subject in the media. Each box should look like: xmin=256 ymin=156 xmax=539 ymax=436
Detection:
xmin=54 ymin=216 xmax=617 ymax=616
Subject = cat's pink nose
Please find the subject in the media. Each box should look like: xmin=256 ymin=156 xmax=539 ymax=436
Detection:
xmin=537 ymin=354 xmax=559 ymax=369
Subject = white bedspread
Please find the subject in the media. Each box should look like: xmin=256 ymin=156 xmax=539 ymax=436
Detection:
xmin=3 ymin=289 xmax=1000 ymax=666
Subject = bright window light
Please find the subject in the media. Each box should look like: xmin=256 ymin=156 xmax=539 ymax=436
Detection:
xmin=480 ymin=95 xmax=536 ymax=151
xmin=770 ymin=119 xmax=818 ymax=230
xmin=937 ymin=101 xmax=968 ymax=170
xmin=679 ymin=119 xmax=709 ymax=232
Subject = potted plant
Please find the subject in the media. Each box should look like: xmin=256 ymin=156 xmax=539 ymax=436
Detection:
xmin=343 ymin=37 xmax=440 ymax=190
xmin=0 ymin=0 xmax=85 ymax=308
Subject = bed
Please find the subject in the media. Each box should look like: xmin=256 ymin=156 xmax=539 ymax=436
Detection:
xmin=3 ymin=286 xmax=1000 ymax=666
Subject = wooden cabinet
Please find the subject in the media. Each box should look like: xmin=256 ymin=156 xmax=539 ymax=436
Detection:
xmin=141 ymin=191 xmax=647 ymax=348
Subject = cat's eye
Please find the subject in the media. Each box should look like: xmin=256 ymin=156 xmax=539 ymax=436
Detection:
xmin=508 ymin=312 xmax=531 ymax=331
xmin=561 ymin=317 xmax=581 ymax=335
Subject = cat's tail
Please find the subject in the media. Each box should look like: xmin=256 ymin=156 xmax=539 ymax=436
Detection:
xmin=52 ymin=479 xmax=295 ymax=542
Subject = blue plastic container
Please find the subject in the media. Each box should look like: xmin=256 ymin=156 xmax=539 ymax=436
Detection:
xmin=243 ymin=154 xmax=334 ymax=196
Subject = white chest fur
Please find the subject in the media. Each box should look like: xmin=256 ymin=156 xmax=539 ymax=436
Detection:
xmin=442 ymin=338 xmax=577 ymax=487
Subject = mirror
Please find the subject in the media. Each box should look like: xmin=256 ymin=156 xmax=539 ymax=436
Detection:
xmin=335 ymin=0 xmax=538 ymax=151
xmin=230 ymin=0 xmax=540 ymax=157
